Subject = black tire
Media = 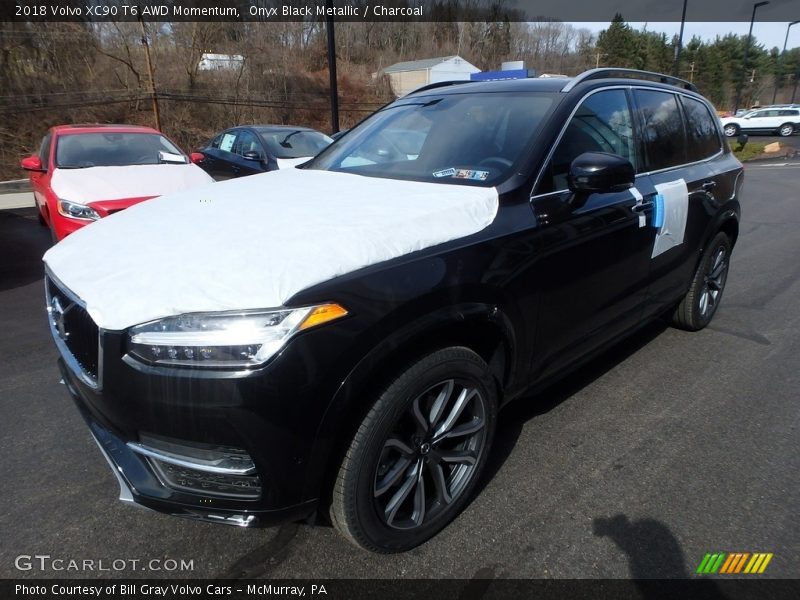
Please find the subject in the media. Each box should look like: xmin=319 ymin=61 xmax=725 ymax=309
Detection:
xmin=671 ymin=232 xmax=731 ymax=331
xmin=723 ymin=123 xmax=739 ymax=138
xmin=330 ymin=347 xmax=498 ymax=553
xmin=778 ymin=123 xmax=795 ymax=137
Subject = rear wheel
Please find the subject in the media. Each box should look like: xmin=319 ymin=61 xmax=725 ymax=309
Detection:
xmin=330 ymin=347 xmax=497 ymax=553
xmin=723 ymin=124 xmax=739 ymax=138
xmin=671 ymin=232 xmax=731 ymax=331
xmin=778 ymin=123 xmax=795 ymax=137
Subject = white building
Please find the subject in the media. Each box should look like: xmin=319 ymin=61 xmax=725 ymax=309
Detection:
xmin=198 ymin=53 xmax=245 ymax=71
xmin=382 ymin=56 xmax=480 ymax=97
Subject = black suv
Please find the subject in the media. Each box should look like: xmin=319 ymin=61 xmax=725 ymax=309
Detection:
xmin=44 ymin=68 xmax=742 ymax=553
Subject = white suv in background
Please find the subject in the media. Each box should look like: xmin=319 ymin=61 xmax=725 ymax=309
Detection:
xmin=720 ymin=107 xmax=799 ymax=137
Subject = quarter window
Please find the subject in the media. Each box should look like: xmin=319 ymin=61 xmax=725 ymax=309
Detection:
xmin=681 ymin=96 xmax=722 ymax=162
xmin=536 ymin=89 xmax=636 ymax=194
xmin=634 ymin=90 xmax=686 ymax=171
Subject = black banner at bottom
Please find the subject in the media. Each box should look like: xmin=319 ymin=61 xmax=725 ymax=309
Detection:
xmin=3 ymin=579 xmax=799 ymax=600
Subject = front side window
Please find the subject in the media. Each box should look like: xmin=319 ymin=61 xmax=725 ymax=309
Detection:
xmin=39 ymin=133 xmax=52 ymax=169
xmin=233 ymin=130 xmax=263 ymax=157
xmin=634 ymin=89 xmax=686 ymax=172
xmin=536 ymin=89 xmax=636 ymax=195
xmin=682 ymin=96 xmax=722 ymax=162
xmin=308 ymin=92 xmax=557 ymax=186
xmin=55 ymin=133 xmax=186 ymax=168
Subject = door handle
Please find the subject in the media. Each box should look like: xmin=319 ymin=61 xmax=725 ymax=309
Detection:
xmin=702 ymin=180 xmax=717 ymax=192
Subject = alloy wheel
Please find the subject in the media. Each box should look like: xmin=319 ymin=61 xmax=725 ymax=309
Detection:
xmin=372 ymin=379 xmax=487 ymax=530
xmin=699 ymin=245 xmax=728 ymax=317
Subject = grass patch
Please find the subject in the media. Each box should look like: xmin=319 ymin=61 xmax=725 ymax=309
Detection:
xmin=732 ymin=142 xmax=768 ymax=162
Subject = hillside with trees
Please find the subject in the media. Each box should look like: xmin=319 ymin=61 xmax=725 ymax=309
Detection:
xmin=1 ymin=15 xmax=799 ymax=179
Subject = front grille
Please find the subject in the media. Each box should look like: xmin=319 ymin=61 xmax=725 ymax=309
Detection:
xmin=46 ymin=275 xmax=100 ymax=384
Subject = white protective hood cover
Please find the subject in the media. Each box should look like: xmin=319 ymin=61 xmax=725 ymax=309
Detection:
xmin=50 ymin=164 xmax=214 ymax=204
xmin=275 ymin=157 xmax=312 ymax=169
xmin=44 ymin=168 xmax=499 ymax=331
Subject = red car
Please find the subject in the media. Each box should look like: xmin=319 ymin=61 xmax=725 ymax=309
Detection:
xmin=21 ymin=124 xmax=214 ymax=241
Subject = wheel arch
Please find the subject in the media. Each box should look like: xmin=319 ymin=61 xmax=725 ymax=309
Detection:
xmin=302 ymin=305 xmax=516 ymax=505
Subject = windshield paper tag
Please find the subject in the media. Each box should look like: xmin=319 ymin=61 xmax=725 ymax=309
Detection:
xmin=433 ymin=168 xmax=456 ymax=178
xmin=453 ymin=169 xmax=489 ymax=181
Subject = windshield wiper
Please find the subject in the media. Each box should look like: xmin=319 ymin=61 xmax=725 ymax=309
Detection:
xmin=279 ymin=130 xmax=304 ymax=148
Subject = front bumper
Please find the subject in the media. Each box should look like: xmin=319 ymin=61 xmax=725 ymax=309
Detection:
xmin=59 ymin=358 xmax=317 ymax=527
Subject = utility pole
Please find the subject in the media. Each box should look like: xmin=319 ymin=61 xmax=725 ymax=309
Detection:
xmin=689 ymin=61 xmax=695 ymax=83
xmin=734 ymin=1 xmax=769 ymax=114
xmin=325 ymin=0 xmax=339 ymax=134
xmin=673 ymin=0 xmax=689 ymax=76
xmin=772 ymin=21 xmax=800 ymax=104
xmin=595 ymin=52 xmax=607 ymax=69
xmin=139 ymin=18 xmax=161 ymax=131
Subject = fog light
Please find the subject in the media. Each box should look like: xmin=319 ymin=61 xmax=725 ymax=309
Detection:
xmin=128 ymin=434 xmax=262 ymax=500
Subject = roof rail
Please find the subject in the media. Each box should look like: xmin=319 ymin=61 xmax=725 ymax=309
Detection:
xmin=407 ymin=80 xmax=474 ymax=95
xmin=561 ymin=68 xmax=698 ymax=93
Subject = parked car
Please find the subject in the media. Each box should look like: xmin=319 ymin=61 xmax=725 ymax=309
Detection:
xmin=720 ymin=107 xmax=799 ymax=137
xmin=195 ymin=125 xmax=333 ymax=179
xmin=43 ymin=68 xmax=742 ymax=553
xmin=21 ymin=124 xmax=214 ymax=241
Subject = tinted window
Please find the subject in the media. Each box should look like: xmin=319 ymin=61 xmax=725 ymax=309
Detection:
xmin=536 ymin=89 xmax=636 ymax=194
xmin=634 ymin=90 xmax=686 ymax=171
xmin=39 ymin=133 xmax=52 ymax=170
xmin=682 ymin=96 xmax=721 ymax=162
xmin=309 ymin=92 xmax=556 ymax=186
xmin=234 ymin=130 xmax=262 ymax=157
xmin=778 ymin=109 xmax=799 ymax=117
xmin=210 ymin=134 xmax=222 ymax=149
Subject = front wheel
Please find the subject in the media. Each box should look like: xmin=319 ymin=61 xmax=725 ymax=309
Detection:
xmin=723 ymin=124 xmax=739 ymax=138
xmin=778 ymin=123 xmax=795 ymax=137
xmin=671 ymin=232 xmax=731 ymax=331
xmin=330 ymin=347 xmax=497 ymax=553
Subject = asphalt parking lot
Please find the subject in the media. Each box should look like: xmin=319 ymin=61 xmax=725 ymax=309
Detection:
xmin=1 ymin=162 xmax=798 ymax=581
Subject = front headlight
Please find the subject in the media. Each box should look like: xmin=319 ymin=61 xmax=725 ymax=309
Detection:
xmin=57 ymin=199 xmax=101 ymax=221
xmin=128 ymin=304 xmax=348 ymax=368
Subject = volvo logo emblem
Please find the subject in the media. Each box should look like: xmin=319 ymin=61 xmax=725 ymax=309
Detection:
xmin=50 ymin=296 xmax=69 ymax=341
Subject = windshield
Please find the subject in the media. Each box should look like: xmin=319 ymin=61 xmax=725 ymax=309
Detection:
xmin=55 ymin=133 xmax=186 ymax=168
xmin=307 ymin=92 xmax=557 ymax=185
xmin=259 ymin=130 xmax=333 ymax=159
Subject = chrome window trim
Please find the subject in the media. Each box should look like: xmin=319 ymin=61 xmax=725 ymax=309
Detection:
xmin=531 ymin=84 xmax=725 ymax=200
xmin=44 ymin=267 xmax=103 ymax=391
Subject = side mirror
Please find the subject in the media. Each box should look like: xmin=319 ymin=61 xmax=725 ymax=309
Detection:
xmin=21 ymin=155 xmax=44 ymax=171
xmin=242 ymin=150 xmax=262 ymax=162
xmin=189 ymin=152 xmax=205 ymax=164
xmin=568 ymin=152 xmax=635 ymax=198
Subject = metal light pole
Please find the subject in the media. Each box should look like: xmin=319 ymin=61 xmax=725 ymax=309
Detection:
xmin=734 ymin=1 xmax=769 ymax=113
xmin=772 ymin=21 xmax=800 ymax=104
xmin=673 ymin=0 xmax=689 ymax=76
xmin=325 ymin=0 xmax=340 ymax=134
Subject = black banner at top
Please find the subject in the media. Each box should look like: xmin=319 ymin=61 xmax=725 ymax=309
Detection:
xmin=2 ymin=0 xmax=800 ymax=23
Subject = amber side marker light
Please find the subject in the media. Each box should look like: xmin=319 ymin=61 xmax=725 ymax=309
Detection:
xmin=299 ymin=303 xmax=349 ymax=330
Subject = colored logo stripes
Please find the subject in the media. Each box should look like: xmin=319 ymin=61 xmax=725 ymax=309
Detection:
xmin=696 ymin=552 xmax=773 ymax=574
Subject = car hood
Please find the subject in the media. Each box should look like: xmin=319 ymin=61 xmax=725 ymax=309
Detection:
xmin=43 ymin=168 xmax=499 ymax=331
xmin=50 ymin=164 xmax=215 ymax=204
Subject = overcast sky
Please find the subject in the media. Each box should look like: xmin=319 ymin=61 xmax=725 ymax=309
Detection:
xmin=570 ymin=22 xmax=800 ymax=50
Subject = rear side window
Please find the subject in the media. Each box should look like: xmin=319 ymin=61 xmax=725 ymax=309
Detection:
xmin=778 ymin=109 xmax=799 ymax=117
xmin=634 ymin=90 xmax=686 ymax=171
xmin=682 ymin=96 xmax=722 ymax=162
